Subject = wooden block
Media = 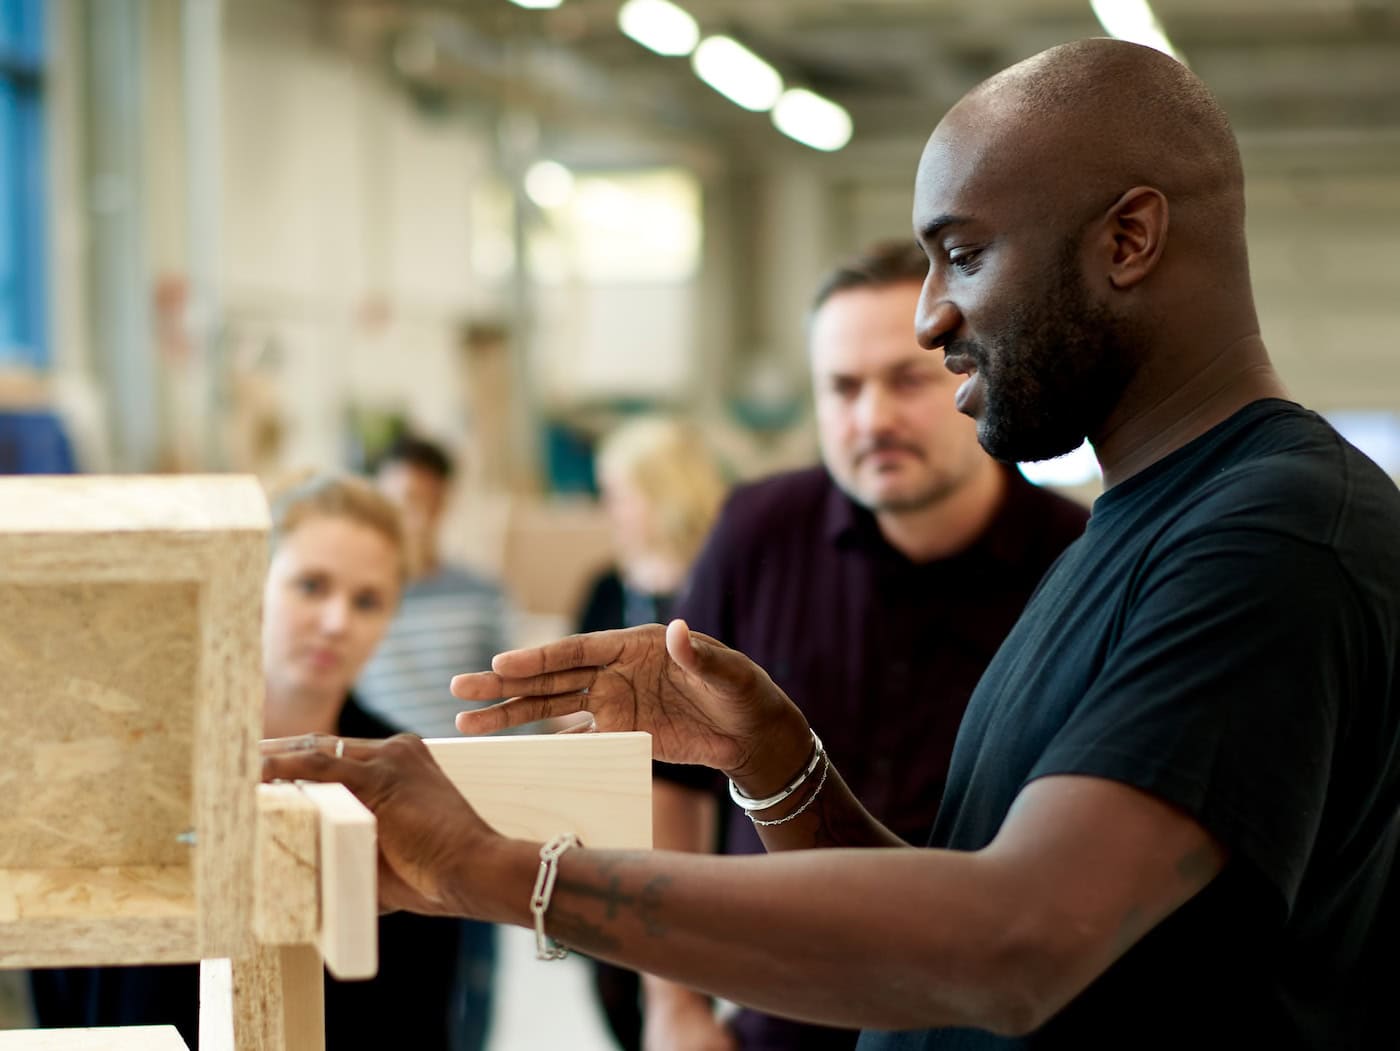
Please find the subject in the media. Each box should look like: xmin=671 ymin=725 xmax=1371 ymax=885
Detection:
xmin=0 ymin=476 xmax=267 ymax=967
xmin=253 ymin=783 xmax=321 ymax=946
xmin=0 ymin=1027 xmax=189 ymax=1050
xmin=425 ymin=732 xmax=652 ymax=850
xmin=201 ymin=945 xmax=324 ymax=1051
xmin=299 ymin=782 xmax=377 ymax=980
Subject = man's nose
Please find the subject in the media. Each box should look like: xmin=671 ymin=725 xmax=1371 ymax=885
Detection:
xmin=854 ymin=384 xmax=898 ymax=433
xmin=916 ymin=296 xmax=962 ymax=352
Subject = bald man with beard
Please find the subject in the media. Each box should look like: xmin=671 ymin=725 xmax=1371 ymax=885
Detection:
xmin=265 ymin=40 xmax=1400 ymax=1049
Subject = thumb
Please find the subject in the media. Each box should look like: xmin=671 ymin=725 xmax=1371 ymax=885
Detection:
xmin=665 ymin=619 xmax=747 ymax=689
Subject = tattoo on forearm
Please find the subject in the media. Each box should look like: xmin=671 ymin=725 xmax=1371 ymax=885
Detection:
xmin=552 ymin=855 xmax=673 ymax=947
xmin=638 ymin=874 xmax=671 ymax=937
xmin=547 ymin=907 xmax=621 ymax=954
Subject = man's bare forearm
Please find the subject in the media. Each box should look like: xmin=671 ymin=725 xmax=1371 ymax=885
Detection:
xmin=472 ymin=839 xmax=1020 ymax=1032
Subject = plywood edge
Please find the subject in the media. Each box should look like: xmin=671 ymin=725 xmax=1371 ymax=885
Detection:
xmin=299 ymin=782 xmax=377 ymax=980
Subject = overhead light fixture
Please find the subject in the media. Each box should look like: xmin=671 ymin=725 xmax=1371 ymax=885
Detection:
xmin=772 ymin=88 xmax=852 ymax=151
xmin=1089 ymin=0 xmax=1183 ymax=62
xmin=524 ymin=160 xmax=575 ymax=209
xmin=507 ymin=0 xmax=563 ymax=9
xmin=619 ymin=0 xmax=699 ymax=57
xmin=691 ymin=35 xmax=783 ymax=112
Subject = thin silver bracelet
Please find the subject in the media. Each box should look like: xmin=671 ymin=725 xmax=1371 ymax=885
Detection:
xmin=728 ymin=731 xmax=824 ymax=813
xmin=531 ymin=832 xmax=581 ymax=960
xmin=749 ymin=753 xmax=830 ymax=827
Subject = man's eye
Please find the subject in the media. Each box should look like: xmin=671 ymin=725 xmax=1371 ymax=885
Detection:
xmin=949 ymin=248 xmax=983 ymax=274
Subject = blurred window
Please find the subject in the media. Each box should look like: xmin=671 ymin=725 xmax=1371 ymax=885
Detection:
xmin=0 ymin=0 xmax=47 ymax=368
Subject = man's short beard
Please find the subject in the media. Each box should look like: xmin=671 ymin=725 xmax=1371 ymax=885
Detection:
xmin=973 ymin=247 xmax=1139 ymax=464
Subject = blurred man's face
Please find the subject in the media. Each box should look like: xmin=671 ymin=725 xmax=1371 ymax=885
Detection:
xmin=812 ymin=281 xmax=992 ymax=514
xmin=376 ymin=462 xmax=446 ymax=576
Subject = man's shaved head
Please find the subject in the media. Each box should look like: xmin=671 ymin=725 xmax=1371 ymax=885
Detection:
xmin=913 ymin=39 xmax=1260 ymax=464
xmin=936 ymin=38 xmax=1245 ymax=253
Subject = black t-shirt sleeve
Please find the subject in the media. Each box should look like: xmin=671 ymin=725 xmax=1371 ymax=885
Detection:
xmin=1028 ymin=525 xmax=1364 ymax=915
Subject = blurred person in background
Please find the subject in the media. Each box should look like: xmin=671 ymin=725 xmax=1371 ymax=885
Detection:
xmin=31 ymin=475 xmax=462 ymax=1050
xmin=644 ymin=241 xmax=1089 ymax=1051
xmin=360 ymin=435 xmax=511 ymax=739
xmin=575 ymin=415 xmax=730 ymax=1051
xmin=360 ymin=434 xmax=509 ymax=1051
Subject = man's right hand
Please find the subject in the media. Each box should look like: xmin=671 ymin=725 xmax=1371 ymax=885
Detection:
xmin=450 ymin=620 xmax=811 ymax=787
xmin=643 ymin=985 xmax=738 ymax=1051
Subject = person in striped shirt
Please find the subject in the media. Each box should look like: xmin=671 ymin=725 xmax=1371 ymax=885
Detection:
xmin=357 ymin=434 xmax=511 ymax=741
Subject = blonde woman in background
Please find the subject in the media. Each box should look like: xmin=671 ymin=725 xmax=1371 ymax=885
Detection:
xmin=575 ymin=416 xmax=729 ymax=1051
xmin=577 ymin=416 xmax=730 ymax=637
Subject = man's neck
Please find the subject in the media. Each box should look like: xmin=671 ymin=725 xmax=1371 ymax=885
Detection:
xmin=874 ymin=461 xmax=1007 ymax=564
xmin=1093 ymin=333 xmax=1289 ymax=489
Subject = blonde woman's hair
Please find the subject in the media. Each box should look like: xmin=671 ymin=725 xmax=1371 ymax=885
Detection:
xmin=266 ymin=473 xmax=407 ymax=581
xmin=595 ymin=417 xmax=728 ymax=569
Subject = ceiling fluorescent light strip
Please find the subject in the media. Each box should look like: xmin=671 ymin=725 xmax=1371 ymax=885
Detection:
xmin=691 ymin=35 xmax=783 ymax=112
xmin=772 ymin=88 xmax=853 ymax=151
xmin=1089 ymin=0 xmax=1183 ymax=61
xmin=619 ymin=0 xmax=700 ymax=57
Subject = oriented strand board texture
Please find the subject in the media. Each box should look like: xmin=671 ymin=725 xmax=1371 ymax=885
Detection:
xmin=0 ymin=1028 xmax=189 ymax=1050
xmin=426 ymin=732 xmax=652 ymax=850
xmin=0 ymin=583 xmax=199 ymax=869
xmin=202 ymin=945 xmax=325 ymax=1051
xmin=0 ymin=475 xmax=269 ymax=966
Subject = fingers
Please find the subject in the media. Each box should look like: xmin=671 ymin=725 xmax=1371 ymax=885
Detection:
xmin=260 ymin=734 xmax=381 ymax=760
xmin=452 ymin=667 xmax=601 ymax=703
xmin=455 ymin=694 xmax=594 ymax=735
xmin=487 ymin=627 xmax=639 ymax=678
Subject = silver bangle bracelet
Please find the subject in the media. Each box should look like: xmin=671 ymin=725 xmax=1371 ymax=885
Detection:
xmin=728 ymin=731 xmax=824 ymax=813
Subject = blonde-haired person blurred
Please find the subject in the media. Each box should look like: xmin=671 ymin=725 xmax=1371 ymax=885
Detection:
xmin=576 ymin=417 xmax=729 ymax=1051
xmin=579 ymin=416 xmax=729 ymax=635
xmin=32 ymin=475 xmax=463 ymax=1051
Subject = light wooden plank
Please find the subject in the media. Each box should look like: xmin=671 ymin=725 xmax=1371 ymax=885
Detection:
xmin=0 ymin=476 xmax=269 ymax=534
xmin=425 ymin=732 xmax=652 ymax=850
xmin=299 ymin=783 xmax=377 ymax=980
xmin=0 ymin=1027 xmax=189 ymax=1050
xmin=253 ymin=784 xmax=321 ymax=946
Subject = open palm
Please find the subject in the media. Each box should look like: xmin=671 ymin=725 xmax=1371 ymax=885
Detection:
xmin=451 ymin=620 xmax=807 ymax=781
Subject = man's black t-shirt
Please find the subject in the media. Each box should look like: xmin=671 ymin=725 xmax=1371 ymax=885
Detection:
xmin=859 ymin=400 xmax=1400 ymax=1050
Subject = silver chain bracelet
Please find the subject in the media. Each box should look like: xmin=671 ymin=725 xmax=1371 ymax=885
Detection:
xmin=749 ymin=753 xmax=830 ymax=827
xmin=531 ymin=832 xmax=581 ymax=960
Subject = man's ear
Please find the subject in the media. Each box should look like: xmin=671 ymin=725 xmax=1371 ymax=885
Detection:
xmin=1101 ymin=186 xmax=1168 ymax=290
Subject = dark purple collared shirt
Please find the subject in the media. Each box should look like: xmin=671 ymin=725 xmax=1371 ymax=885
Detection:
xmin=666 ymin=464 xmax=1089 ymax=1051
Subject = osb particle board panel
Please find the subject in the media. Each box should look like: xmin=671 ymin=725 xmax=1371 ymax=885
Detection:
xmin=0 ymin=475 xmax=269 ymax=966
xmin=426 ymin=732 xmax=652 ymax=850
xmin=0 ymin=583 xmax=199 ymax=869
xmin=0 ymin=1027 xmax=189 ymax=1050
